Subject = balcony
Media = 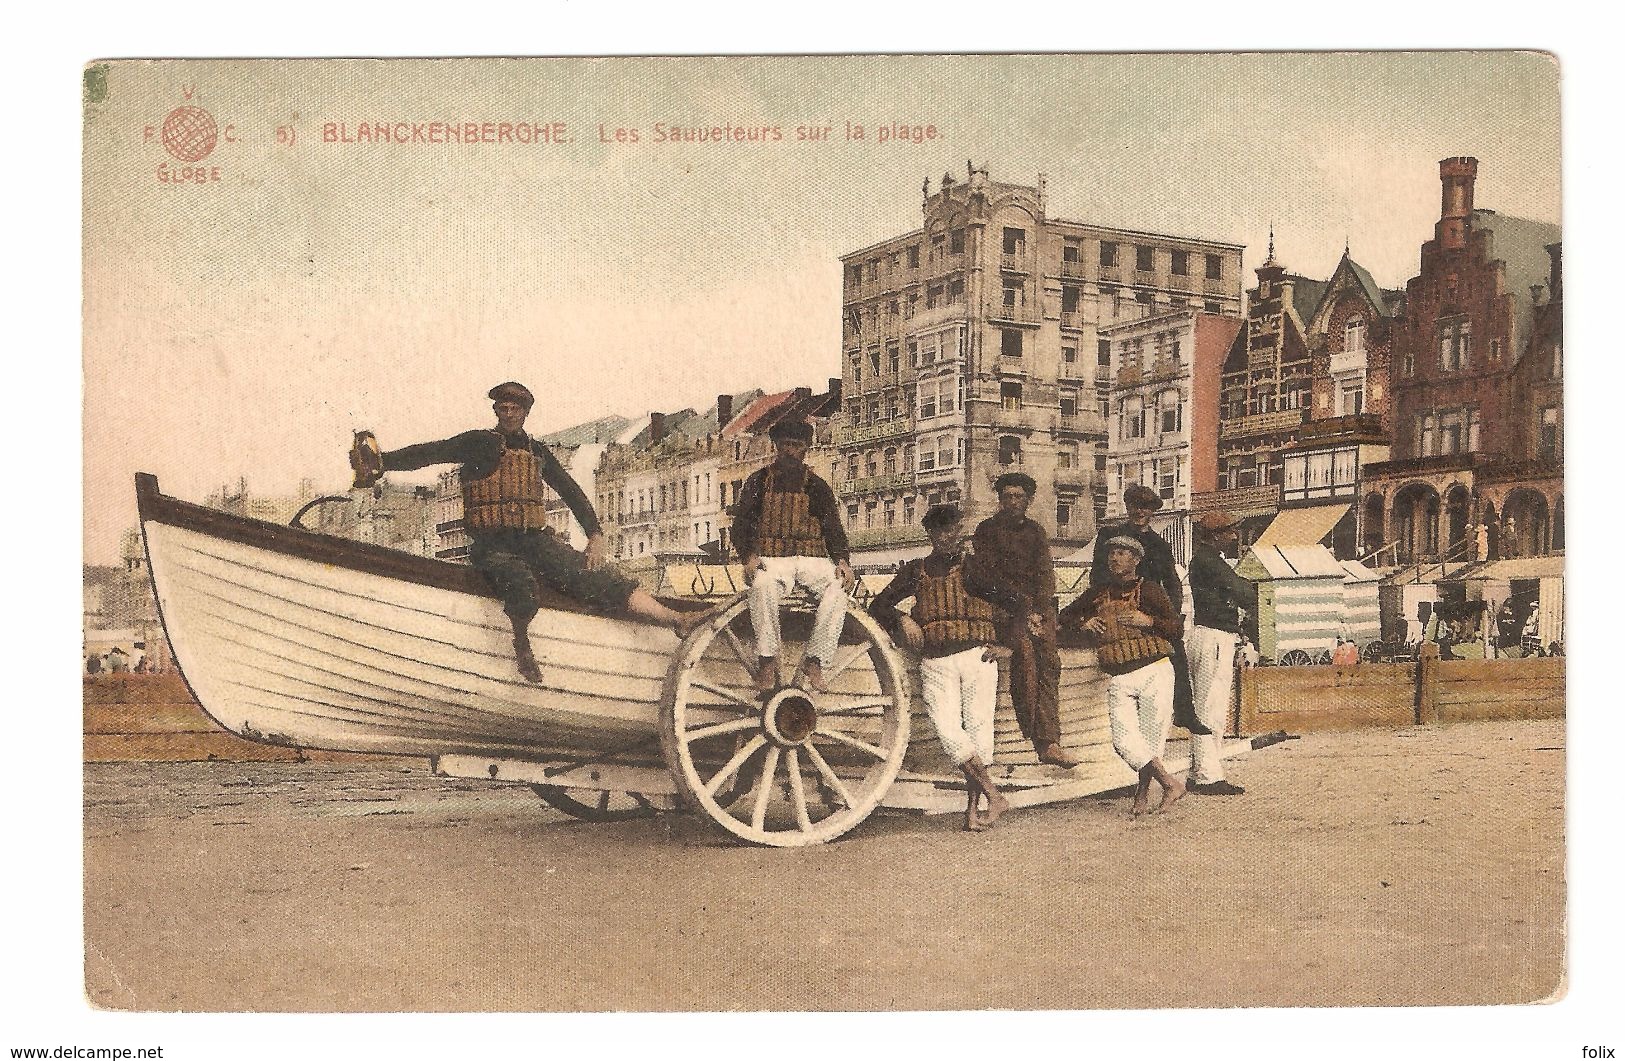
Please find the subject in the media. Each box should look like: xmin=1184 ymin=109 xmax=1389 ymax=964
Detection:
xmin=837 ymin=471 xmax=917 ymax=498
xmin=1203 ymin=278 xmax=1231 ymax=296
xmin=1054 ymin=466 xmax=1093 ymax=491
xmin=989 ymin=304 xmax=1041 ymax=325
xmin=1099 ymin=265 xmax=1122 ymax=283
xmin=1169 ymin=272 xmax=1195 ymax=292
xmin=1194 ymin=483 xmax=1279 ymax=514
xmin=1061 ymin=260 xmax=1085 ymax=278
xmin=1000 ymin=252 xmax=1029 ymax=273
xmin=849 ymin=525 xmax=930 ymax=550
xmin=1329 ymin=348 xmax=1366 ymax=377
xmin=1295 ymin=413 xmax=1386 ymax=445
xmin=841 ymin=419 xmax=914 ymax=445
xmin=1059 ymin=310 xmax=1083 ymax=331
xmin=1219 ymin=408 xmax=1308 ymax=439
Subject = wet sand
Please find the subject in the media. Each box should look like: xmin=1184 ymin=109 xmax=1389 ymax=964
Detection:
xmin=83 ymin=718 xmax=1564 ymax=1011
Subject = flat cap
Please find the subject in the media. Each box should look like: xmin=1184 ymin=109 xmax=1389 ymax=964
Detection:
xmin=993 ymin=471 xmax=1038 ymax=497
xmin=488 ymin=381 xmax=535 ymax=408
xmin=767 ymin=418 xmax=814 ymax=442
xmin=1104 ymin=534 xmax=1145 ymax=559
xmin=1123 ymin=483 xmax=1163 ymax=510
xmin=1196 ymin=510 xmax=1240 ymax=533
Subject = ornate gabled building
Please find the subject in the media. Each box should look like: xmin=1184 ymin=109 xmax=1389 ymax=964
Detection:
xmin=1197 ymin=234 xmax=1326 ymax=543
xmin=1272 ymin=249 xmax=1407 ymax=558
xmin=1361 ymin=158 xmax=1562 ymax=565
xmin=837 ymin=164 xmax=1244 ymax=565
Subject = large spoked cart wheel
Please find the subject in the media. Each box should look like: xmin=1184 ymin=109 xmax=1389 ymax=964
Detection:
xmin=660 ymin=593 xmax=911 ymax=847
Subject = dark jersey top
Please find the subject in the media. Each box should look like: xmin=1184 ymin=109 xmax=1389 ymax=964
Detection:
xmin=732 ymin=462 xmax=849 ymax=562
xmin=972 ymin=514 xmax=1058 ymax=616
xmin=381 ymin=429 xmax=602 ymax=537
xmin=1187 ymin=540 xmax=1258 ymax=634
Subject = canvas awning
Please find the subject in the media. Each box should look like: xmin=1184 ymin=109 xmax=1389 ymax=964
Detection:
xmin=1253 ymin=503 xmax=1350 ymax=549
xmin=1444 ymin=555 xmax=1565 ymax=582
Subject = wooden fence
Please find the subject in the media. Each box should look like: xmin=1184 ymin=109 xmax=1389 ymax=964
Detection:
xmin=1238 ymin=649 xmax=1564 ymax=733
xmin=84 ymin=674 xmax=384 ymax=763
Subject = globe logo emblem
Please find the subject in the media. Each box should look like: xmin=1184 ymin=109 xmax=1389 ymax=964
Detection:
xmin=161 ymin=106 xmax=218 ymax=163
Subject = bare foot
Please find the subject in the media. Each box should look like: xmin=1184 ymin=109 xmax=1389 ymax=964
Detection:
xmin=754 ymin=659 xmax=780 ymax=693
xmin=1131 ymin=778 xmax=1152 ymax=817
xmin=513 ymin=641 xmax=543 ymax=684
xmin=1037 ymin=743 xmax=1082 ymax=768
xmin=1157 ymin=778 xmax=1187 ymax=812
xmin=797 ymin=658 xmax=829 ymax=693
xmin=963 ymin=810 xmax=986 ymax=832
xmin=982 ymin=789 xmax=1010 ymax=827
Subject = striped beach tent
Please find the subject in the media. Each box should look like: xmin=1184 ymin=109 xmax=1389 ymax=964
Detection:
xmin=1237 ymin=545 xmax=1347 ymax=662
xmin=1337 ymin=559 xmax=1382 ymax=648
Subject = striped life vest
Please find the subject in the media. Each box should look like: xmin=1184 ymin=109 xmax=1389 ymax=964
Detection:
xmin=462 ymin=433 xmax=549 ymax=532
xmin=913 ymin=558 xmax=998 ymax=648
xmin=757 ymin=467 xmax=828 ymax=558
xmin=1093 ymin=580 xmax=1173 ymax=671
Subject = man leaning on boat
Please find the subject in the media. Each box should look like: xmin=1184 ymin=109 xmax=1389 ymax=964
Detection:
xmin=349 ymin=381 xmax=711 ymax=683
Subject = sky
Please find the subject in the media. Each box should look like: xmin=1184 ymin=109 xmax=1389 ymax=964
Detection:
xmin=82 ymin=52 xmax=1561 ymax=563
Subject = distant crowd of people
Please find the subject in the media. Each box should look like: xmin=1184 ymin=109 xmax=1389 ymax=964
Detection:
xmin=84 ymin=647 xmax=163 ymax=675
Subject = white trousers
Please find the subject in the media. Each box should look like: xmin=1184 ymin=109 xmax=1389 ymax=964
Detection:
xmin=919 ymin=647 xmax=998 ymax=766
xmin=1184 ymin=626 xmax=1238 ymax=784
xmin=748 ymin=555 xmax=846 ymax=667
xmin=1107 ymin=657 xmax=1175 ymax=772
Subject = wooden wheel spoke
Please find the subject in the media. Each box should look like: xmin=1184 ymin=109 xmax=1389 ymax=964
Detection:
xmin=824 ymin=642 xmax=873 ymax=685
xmin=751 ymin=747 xmax=782 ymax=831
xmin=818 ymin=697 xmax=894 ymax=717
xmin=719 ymin=626 xmax=757 ymax=675
xmin=786 ymin=749 xmax=813 ymax=832
xmin=682 ymin=716 xmax=761 ymax=744
xmin=812 ymin=726 xmax=887 ymax=760
xmin=687 ymin=679 xmax=759 ymax=712
xmin=596 ymin=789 xmax=611 ymax=813
xmin=631 ymin=793 xmax=653 ymax=811
xmin=802 ymin=744 xmax=856 ymax=809
xmin=703 ymin=735 xmax=767 ymax=797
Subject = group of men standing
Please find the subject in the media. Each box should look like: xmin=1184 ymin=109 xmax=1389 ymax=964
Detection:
xmin=355 ymin=382 xmax=1257 ymax=831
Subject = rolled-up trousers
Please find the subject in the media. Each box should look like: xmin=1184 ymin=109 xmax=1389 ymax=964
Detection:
xmin=1107 ymin=657 xmax=1176 ymax=772
xmin=748 ymin=555 xmax=846 ymax=667
xmin=1006 ymin=615 xmax=1061 ymax=748
xmin=919 ymin=647 xmax=998 ymax=766
xmin=1183 ymin=625 xmax=1239 ymax=783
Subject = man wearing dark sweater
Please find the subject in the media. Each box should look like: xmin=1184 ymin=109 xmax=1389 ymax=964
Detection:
xmin=351 ymin=382 xmax=709 ymax=683
xmin=870 ymin=504 xmax=1034 ymax=830
xmin=1184 ymin=510 xmax=1258 ymax=795
xmin=1062 ymin=535 xmax=1186 ymax=815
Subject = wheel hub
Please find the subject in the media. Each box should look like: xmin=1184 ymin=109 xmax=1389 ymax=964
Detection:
xmin=762 ymin=689 xmax=818 ymax=746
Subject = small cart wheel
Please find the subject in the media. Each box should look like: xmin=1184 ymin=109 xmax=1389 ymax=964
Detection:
xmin=531 ymin=785 xmax=661 ymax=822
xmin=1281 ymin=649 xmax=1312 ymax=667
xmin=660 ymin=593 xmax=910 ymax=847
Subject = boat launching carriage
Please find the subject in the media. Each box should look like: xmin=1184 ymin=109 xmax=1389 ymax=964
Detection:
xmin=136 ymin=473 xmax=1269 ymax=847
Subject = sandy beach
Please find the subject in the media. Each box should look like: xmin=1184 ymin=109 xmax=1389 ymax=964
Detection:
xmin=83 ymin=717 xmax=1564 ymax=1012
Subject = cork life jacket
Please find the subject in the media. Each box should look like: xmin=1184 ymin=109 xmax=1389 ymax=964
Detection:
xmin=1092 ymin=579 xmax=1173 ymax=671
xmin=912 ymin=556 xmax=998 ymax=648
xmin=462 ymin=432 xmax=549 ymax=532
xmin=757 ymin=466 xmax=828 ymax=558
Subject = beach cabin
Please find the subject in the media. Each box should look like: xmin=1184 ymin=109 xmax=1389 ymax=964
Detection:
xmin=1237 ymin=545 xmax=1347 ymax=663
xmin=1337 ymin=559 xmax=1382 ymax=648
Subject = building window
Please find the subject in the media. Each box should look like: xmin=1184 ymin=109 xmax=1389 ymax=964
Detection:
xmin=1100 ymin=241 xmax=1118 ymax=267
xmin=1171 ymin=250 xmax=1189 ymax=276
xmin=903 ymin=444 xmax=915 ymax=472
xmin=1001 ymin=329 xmax=1023 ymax=358
xmin=1001 ymin=381 xmax=1023 ymax=411
xmin=1058 ymin=444 xmax=1076 ymax=469
xmin=1060 ymin=392 xmax=1078 ymax=418
xmin=865 ymin=502 xmax=876 ymax=529
xmin=907 ymin=244 xmax=920 ymax=269
xmin=1159 ymin=392 xmax=1182 ymax=435
xmin=1057 ymin=501 xmax=1072 ymax=526
xmin=926 ymin=284 xmax=941 ymax=309
xmin=950 ymin=228 xmax=966 ymax=255
xmin=1121 ymin=397 xmax=1145 ymax=440
xmin=1159 ymin=459 xmax=1177 ymax=500
xmin=1002 ymin=281 xmax=1022 ymax=311
xmin=1402 ymin=345 xmax=1415 ymax=377
xmin=1204 ymin=300 xmax=1222 ymax=313
xmin=1340 ymin=383 xmax=1364 ymax=417
xmin=1062 ymin=344 xmax=1078 ymax=368
xmin=997 ymin=436 xmax=1023 ymax=466
xmin=918 ymin=439 xmax=936 ymax=471
xmin=1002 ymin=227 xmax=1025 ymax=255
xmin=947 ymin=277 xmax=965 ymax=303
xmin=883 ymin=447 xmax=897 ymax=476
xmin=1467 ymin=408 xmax=1482 ymax=452
xmin=1061 ymin=286 xmax=1081 ymax=313
xmin=903 ymin=498 xmax=916 ymax=525
xmin=865 ymin=451 xmax=879 ymax=477
xmin=884 ymin=500 xmax=896 ymax=526
xmin=1438 ymin=318 xmax=1472 ymax=372
xmin=888 ymin=343 xmax=900 ymax=375
xmin=1097 ymin=339 xmax=1111 ymax=367
xmin=1345 ymin=317 xmax=1366 ymax=354
xmin=1539 ymin=406 xmax=1558 ymax=459
xmin=1419 ymin=414 xmax=1436 ymax=457
xmin=1063 ymin=239 xmax=1081 ymax=264
xmin=846 ymin=503 xmax=859 ymax=527
xmin=1135 ymin=245 xmax=1154 ymax=272
xmin=1205 ymin=254 xmax=1223 ymax=280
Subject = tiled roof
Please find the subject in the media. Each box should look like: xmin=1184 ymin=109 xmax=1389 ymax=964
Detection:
xmin=1471 ymin=209 xmax=1562 ymax=345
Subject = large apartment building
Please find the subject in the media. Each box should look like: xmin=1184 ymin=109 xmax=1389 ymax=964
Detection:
xmin=836 ymin=165 xmax=1244 ymax=564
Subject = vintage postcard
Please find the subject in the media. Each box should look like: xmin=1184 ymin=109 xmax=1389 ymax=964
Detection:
xmin=81 ymin=53 xmax=1565 ymax=1024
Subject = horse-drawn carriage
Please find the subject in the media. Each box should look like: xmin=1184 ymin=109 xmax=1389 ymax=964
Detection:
xmin=136 ymin=474 xmax=1266 ymax=847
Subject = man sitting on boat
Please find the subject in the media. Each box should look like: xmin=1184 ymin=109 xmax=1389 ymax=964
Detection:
xmin=1060 ymin=535 xmax=1186 ymax=816
xmin=350 ymin=381 xmax=711 ymax=683
xmin=732 ymin=418 xmax=853 ymax=693
xmin=869 ymin=504 xmax=1029 ymax=831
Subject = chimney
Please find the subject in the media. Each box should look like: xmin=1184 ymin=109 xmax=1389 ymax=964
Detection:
xmin=716 ymin=394 xmax=733 ymax=428
xmin=794 ymin=387 xmax=812 ymax=401
xmin=1438 ymin=156 xmax=1478 ymax=251
xmin=648 ymin=411 xmax=666 ymax=445
xmin=828 ymin=377 xmax=842 ymax=403
xmin=1530 ymin=283 xmax=1545 ymax=307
